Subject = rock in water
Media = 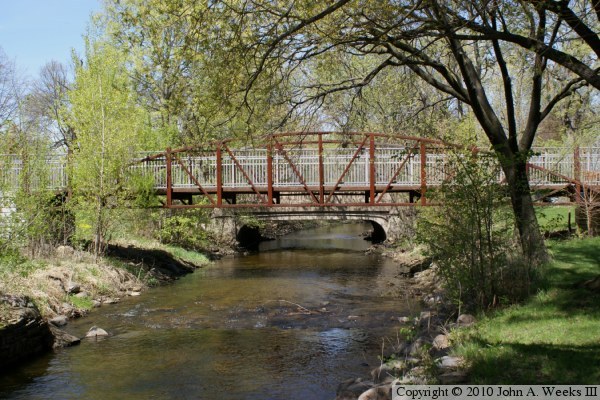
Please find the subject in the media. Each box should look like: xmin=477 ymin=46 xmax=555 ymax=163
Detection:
xmin=49 ymin=315 xmax=68 ymax=327
xmin=49 ymin=325 xmax=81 ymax=348
xmin=0 ymin=295 xmax=54 ymax=371
xmin=358 ymin=384 xmax=392 ymax=400
xmin=86 ymin=326 xmax=109 ymax=338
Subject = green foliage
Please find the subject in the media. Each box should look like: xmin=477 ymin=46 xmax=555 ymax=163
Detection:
xmin=65 ymin=37 xmax=153 ymax=257
xmin=128 ymin=172 xmax=159 ymax=208
xmin=0 ymin=128 xmax=71 ymax=256
xmin=237 ymin=214 xmax=265 ymax=229
xmin=417 ymin=149 xmax=529 ymax=311
xmin=0 ymin=249 xmax=45 ymax=277
xmin=67 ymin=294 xmax=94 ymax=311
xmin=157 ymin=209 xmax=210 ymax=251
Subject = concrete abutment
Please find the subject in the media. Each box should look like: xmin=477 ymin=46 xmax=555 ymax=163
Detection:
xmin=205 ymin=206 xmax=418 ymax=248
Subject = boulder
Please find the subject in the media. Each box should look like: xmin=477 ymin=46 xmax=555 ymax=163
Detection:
xmin=49 ymin=315 xmax=68 ymax=327
xmin=56 ymin=245 xmax=75 ymax=257
xmin=336 ymin=378 xmax=374 ymax=400
xmin=437 ymin=356 xmax=464 ymax=370
xmin=49 ymin=325 xmax=80 ymax=348
xmin=358 ymin=384 xmax=392 ymax=400
xmin=85 ymin=326 xmax=109 ymax=338
xmin=0 ymin=295 xmax=54 ymax=371
xmin=432 ymin=334 xmax=449 ymax=350
xmin=67 ymin=283 xmax=81 ymax=294
xmin=457 ymin=314 xmax=476 ymax=327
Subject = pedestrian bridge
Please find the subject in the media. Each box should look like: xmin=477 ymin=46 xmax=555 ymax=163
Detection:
xmin=1 ymin=132 xmax=599 ymax=209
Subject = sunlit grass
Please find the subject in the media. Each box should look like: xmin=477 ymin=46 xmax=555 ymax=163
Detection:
xmin=452 ymin=236 xmax=600 ymax=384
xmin=535 ymin=205 xmax=576 ymax=234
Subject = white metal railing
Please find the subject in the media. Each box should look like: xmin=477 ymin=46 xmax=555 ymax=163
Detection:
xmin=1 ymin=147 xmax=599 ymax=193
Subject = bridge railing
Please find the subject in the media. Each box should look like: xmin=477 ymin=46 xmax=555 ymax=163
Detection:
xmin=1 ymin=144 xmax=599 ymax=202
xmin=0 ymin=153 xmax=68 ymax=192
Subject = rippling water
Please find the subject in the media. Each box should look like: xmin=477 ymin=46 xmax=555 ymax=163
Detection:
xmin=0 ymin=223 xmax=419 ymax=400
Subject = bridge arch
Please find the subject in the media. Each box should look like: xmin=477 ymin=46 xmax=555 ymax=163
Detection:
xmin=209 ymin=206 xmax=418 ymax=249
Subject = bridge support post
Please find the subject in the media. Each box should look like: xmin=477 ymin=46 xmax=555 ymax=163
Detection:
xmin=369 ymin=133 xmax=375 ymax=204
xmin=166 ymin=147 xmax=172 ymax=207
xmin=420 ymin=142 xmax=427 ymax=206
xmin=267 ymin=143 xmax=274 ymax=205
xmin=318 ymin=133 xmax=324 ymax=204
xmin=216 ymin=143 xmax=223 ymax=207
xmin=574 ymin=146 xmax=581 ymax=205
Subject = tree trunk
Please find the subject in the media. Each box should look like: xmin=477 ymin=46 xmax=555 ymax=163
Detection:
xmin=504 ymin=159 xmax=549 ymax=267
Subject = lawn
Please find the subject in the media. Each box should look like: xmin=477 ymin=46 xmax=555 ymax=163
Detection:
xmin=535 ymin=205 xmax=576 ymax=234
xmin=452 ymin=236 xmax=600 ymax=384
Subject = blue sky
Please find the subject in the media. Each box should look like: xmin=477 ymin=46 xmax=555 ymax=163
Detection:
xmin=0 ymin=0 xmax=101 ymax=77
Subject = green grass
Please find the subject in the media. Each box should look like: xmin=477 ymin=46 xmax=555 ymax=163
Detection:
xmin=452 ymin=236 xmax=600 ymax=384
xmin=535 ymin=205 xmax=576 ymax=234
xmin=67 ymin=294 xmax=94 ymax=311
xmin=162 ymin=244 xmax=210 ymax=266
xmin=112 ymin=236 xmax=211 ymax=267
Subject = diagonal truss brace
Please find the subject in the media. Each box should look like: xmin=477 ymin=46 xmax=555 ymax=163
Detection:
xmin=325 ymin=136 xmax=369 ymax=204
xmin=273 ymin=139 xmax=320 ymax=204
xmin=172 ymin=153 xmax=217 ymax=206
xmin=224 ymin=145 xmax=268 ymax=204
xmin=376 ymin=143 xmax=419 ymax=203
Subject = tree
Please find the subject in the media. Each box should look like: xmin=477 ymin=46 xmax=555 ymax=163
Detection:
xmin=418 ymin=148 xmax=526 ymax=309
xmin=66 ymin=38 xmax=150 ymax=259
xmin=0 ymin=47 xmax=24 ymax=131
xmin=29 ymin=61 xmax=75 ymax=150
xmin=103 ymin=0 xmax=299 ymax=145
xmin=218 ymin=0 xmax=599 ymax=264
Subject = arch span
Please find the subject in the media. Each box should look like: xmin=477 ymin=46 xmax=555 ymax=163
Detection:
xmin=208 ymin=206 xmax=417 ymax=247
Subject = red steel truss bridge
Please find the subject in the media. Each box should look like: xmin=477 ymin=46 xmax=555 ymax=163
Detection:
xmin=2 ymin=132 xmax=599 ymax=209
xmin=131 ymin=132 xmax=600 ymax=208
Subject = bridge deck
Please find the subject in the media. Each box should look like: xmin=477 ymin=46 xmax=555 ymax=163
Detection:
xmin=1 ymin=132 xmax=599 ymax=208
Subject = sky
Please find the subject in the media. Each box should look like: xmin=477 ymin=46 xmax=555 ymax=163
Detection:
xmin=0 ymin=0 xmax=101 ymax=77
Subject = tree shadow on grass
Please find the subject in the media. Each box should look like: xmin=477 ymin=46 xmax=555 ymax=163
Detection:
xmin=467 ymin=338 xmax=600 ymax=384
xmin=105 ymin=243 xmax=199 ymax=282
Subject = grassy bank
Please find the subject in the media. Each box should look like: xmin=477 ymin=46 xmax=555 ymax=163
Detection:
xmin=0 ymin=239 xmax=210 ymax=320
xmin=451 ymin=236 xmax=600 ymax=383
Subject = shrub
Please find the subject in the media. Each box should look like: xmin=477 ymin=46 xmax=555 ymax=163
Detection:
xmin=417 ymin=149 xmax=532 ymax=311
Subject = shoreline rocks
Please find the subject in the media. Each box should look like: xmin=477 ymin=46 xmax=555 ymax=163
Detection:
xmin=0 ymin=295 xmax=55 ymax=372
xmin=335 ymin=250 xmax=474 ymax=400
xmin=0 ymin=242 xmax=212 ymax=372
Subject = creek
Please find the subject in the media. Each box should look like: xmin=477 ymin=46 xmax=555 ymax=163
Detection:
xmin=0 ymin=222 xmax=419 ymax=400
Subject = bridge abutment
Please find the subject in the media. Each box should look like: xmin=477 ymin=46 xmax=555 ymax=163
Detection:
xmin=206 ymin=206 xmax=418 ymax=248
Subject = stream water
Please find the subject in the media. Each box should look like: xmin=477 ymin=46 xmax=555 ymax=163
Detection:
xmin=0 ymin=222 xmax=419 ymax=400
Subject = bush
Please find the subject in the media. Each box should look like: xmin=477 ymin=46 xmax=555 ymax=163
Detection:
xmin=157 ymin=209 xmax=210 ymax=251
xmin=417 ymin=149 xmax=531 ymax=311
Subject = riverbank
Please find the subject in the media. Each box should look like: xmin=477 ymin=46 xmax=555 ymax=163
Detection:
xmin=0 ymin=239 xmax=211 ymax=370
xmin=450 ymin=236 xmax=600 ymax=383
xmin=337 ymin=233 xmax=600 ymax=398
